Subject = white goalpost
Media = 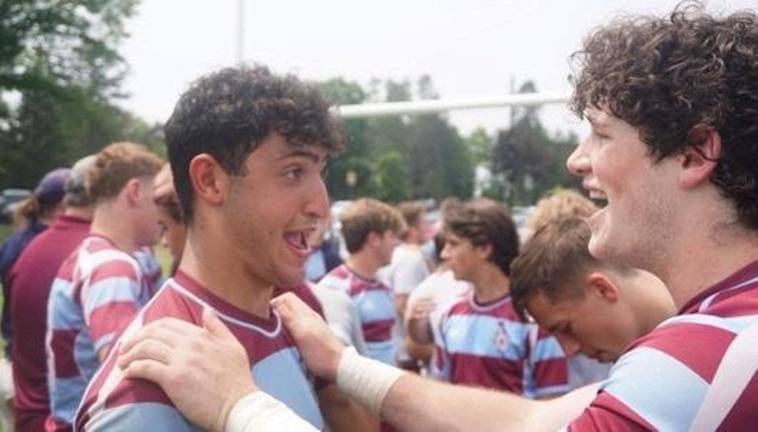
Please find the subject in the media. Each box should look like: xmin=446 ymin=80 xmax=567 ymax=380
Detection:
xmin=334 ymin=92 xmax=570 ymax=118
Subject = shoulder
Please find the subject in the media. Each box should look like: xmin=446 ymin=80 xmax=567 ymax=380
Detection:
xmin=586 ymin=315 xmax=745 ymax=431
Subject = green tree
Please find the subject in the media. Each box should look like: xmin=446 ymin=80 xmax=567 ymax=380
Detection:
xmin=491 ymin=81 xmax=580 ymax=205
xmin=374 ymin=151 xmax=410 ymax=202
xmin=0 ymin=0 xmax=137 ymax=98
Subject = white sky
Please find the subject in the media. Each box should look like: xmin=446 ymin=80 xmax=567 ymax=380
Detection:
xmin=119 ymin=0 xmax=757 ymax=138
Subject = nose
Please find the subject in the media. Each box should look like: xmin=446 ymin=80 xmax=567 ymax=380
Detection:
xmin=304 ymin=176 xmax=330 ymax=221
xmin=555 ymin=334 xmax=581 ymax=357
xmin=566 ymin=137 xmax=591 ymax=177
xmin=440 ymin=243 xmax=451 ymax=261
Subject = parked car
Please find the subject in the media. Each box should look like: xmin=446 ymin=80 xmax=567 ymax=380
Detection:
xmin=0 ymin=189 xmax=31 ymax=223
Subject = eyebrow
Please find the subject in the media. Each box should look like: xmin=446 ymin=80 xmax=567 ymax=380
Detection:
xmin=276 ymin=149 xmax=327 ymax=164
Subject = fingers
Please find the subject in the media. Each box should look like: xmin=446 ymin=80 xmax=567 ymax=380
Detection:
xmin=117 ymin=337 xmax=174 ymax=370
xmin=202 ymin=307 xmax=234 ymax=340
xmin=121 ymin=358 xmax=173 ymax=384
xmin=271 ymin=292 xmax=314 ymax=320
xmin=119 ymin=317 xmax=202 ymax=354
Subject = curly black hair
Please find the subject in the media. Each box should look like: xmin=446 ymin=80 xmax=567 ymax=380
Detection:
xmin=165 ymin=65 xmax=345 ymax=222
xmin=570 ymin=2 xmax=758 ymax=230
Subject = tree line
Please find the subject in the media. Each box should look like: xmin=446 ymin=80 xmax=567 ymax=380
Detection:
xmin=0 ymin=0 xmax=580 ymax=206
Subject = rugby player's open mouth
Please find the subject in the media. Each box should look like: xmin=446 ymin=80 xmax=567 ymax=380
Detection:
xmin=284 ymin=231 xmax=311 ymax=258
xmin=585 ymin=184 xmax=609 ymax=209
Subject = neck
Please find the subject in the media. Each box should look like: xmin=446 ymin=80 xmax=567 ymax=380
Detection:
xmin=346 ymin=252 xmax=381 ymax=280
xmin=178 ymin=220 xmax=274 ymax=318
xmin=630 ymin=271 xmax=677 ymax=334
xmin=64 ymin=206 xmax=94 ymax=221
xmin=472 ymin=264 xmax=510 ymax=303
xmin=89 ymin=205 xmax=139 ymax=253
xmin=652 ymin=221 xmax=758 ymax=310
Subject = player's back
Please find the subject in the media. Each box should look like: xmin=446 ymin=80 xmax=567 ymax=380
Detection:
xmin=75 ymin=271 xmax=324 ymax=431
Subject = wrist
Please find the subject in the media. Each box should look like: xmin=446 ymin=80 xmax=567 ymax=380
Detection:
xmin=325 ymin=345 xmax=346 ymax=381
xmin=217 ymin=383 xmax=257 ymax=432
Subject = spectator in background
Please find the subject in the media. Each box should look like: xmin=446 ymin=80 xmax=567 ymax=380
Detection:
xmin=379 ymin=201 xmax=430 ymax=370
xmin=432 ymin=198 xmax=569 ymax=397
xmin=318 ymin=198 xmax=405 ymax=366
xmin=152 ymin=163 xmax=186 ymax=274
xmin=46 ymin=143 xmax=163 ymax=430
xmin=8 ymin=156 xmax=96 ymax=432
xmin=304 ymin=214 xmax=341 ymax=282
xmin=405 ymin=230 xmax=471 ymax=372
xmin=0 ymin=167 xmax=69 ymax=432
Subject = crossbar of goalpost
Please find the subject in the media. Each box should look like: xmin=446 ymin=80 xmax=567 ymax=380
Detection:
xmin=333 ymin=91 xmax=571 ymax=118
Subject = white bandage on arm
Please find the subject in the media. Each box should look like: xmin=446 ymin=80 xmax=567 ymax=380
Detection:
xmin=226 ymin=391 xmax=318 ymax=432
xmin=336 ymin=346 xmax=404 ymax=415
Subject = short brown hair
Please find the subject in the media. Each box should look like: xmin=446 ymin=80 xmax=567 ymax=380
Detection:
xmin=444 ymin=198 xmax=519 ymax=275
xmin=340 ymin=199 xmax=405 ymax=254
xmin=89 ymin=142 xmax=164 ymax=202
xmin=526 ymin=190 xmax=597 ymax=234
xmin=511 ymin=218 xmax=599 ymax=321
xmin=396 ymin=201 xmax=426 ymax=239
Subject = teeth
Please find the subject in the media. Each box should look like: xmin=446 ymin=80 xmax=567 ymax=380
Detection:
xmin=589 ymin=190 xmax=607 ymax=200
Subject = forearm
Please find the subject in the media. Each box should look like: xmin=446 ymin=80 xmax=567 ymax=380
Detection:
xmin=380 ymin=376 xmax=599 ymax=432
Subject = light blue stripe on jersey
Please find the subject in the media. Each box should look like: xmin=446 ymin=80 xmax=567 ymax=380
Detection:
xmin=48 ymin=279 xmax=82 ymax=330
xmin=530 ymin=335 xmax=565 ymax=360
xmin=366 ymin=339 xmax=397 ymax=365
xmin=84 ymin=402 xmax=199 ymax=431
xmin=49 ymin=375 xmax=87 ymax=424
xmin=83 ymin=276 xmax=140 ymax=315
xmin=602 ymin=346 xmax=707 ymax=430
xmin=442 ymin=314 xmax=531 ymax=360
xmin=353 ymin=289 xmax=396 ymax=323
xmin=73 ymin=328 xmax=99 ymax=381
xmin=252 ymin=347 xmax=324 ymax=429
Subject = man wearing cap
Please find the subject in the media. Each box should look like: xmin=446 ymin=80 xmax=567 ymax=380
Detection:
xmin=0 ymin=167 xmax=70 ymax=431
xmin=6 ymin=156 xmax=96 ymax=432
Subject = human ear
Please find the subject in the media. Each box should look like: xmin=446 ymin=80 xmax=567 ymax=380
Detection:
xmin=188 ymin=154 xmax=229 ymax=208
xmin=678 ymin=126 xmax=721 ymax=189
xmin=475 ymin=243 xmax=493 ymax=261
xmin=585 ymin=272 xmax=619 ymax=303
xmin=124 ymin=178 xmax=141 ymax=207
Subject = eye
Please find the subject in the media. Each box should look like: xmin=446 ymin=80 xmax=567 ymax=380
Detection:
xmin=284 ymin=166 xmax=304 ymax=180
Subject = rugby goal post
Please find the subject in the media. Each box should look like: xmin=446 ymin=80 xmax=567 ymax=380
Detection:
xmin=334 ymin=91 xmax=570 ymax=118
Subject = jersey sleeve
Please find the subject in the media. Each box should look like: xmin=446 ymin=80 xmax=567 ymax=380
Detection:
xmin=525 ymin=326 xmax=569 ymax=398
xmin=80 ymin=259 xmax=142 ymax=355
xmin=82 ymin=402 xmax=196 ymax=432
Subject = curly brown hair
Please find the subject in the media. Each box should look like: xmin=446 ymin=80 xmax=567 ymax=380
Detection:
xmin=570 ymin=2 xmax=758 ymax=230
xmin=165 ymin=65 xmax=346 ymax=222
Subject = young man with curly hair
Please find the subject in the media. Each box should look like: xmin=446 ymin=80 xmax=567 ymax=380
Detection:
xmin=75 ymin=66 xmax=378 ymax=432
xmin=117 ymin=4 xmax=758 ymax=431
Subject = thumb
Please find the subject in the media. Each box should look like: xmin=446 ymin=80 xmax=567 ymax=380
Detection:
xmin=202 ymin=307 xmax=233 ymax=339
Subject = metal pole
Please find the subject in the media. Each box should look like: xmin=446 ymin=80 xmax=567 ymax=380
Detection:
xmin=333 ymin=92 xmax=570 ymax=119
xmin=236 ymin=0 xmax=245 ymax=64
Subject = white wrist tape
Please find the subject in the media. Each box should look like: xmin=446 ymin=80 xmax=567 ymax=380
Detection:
xmin=226 ymin=391 xmax=318 ymax=432
xmin=335 ymin=346 xmax=404 ymax=415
